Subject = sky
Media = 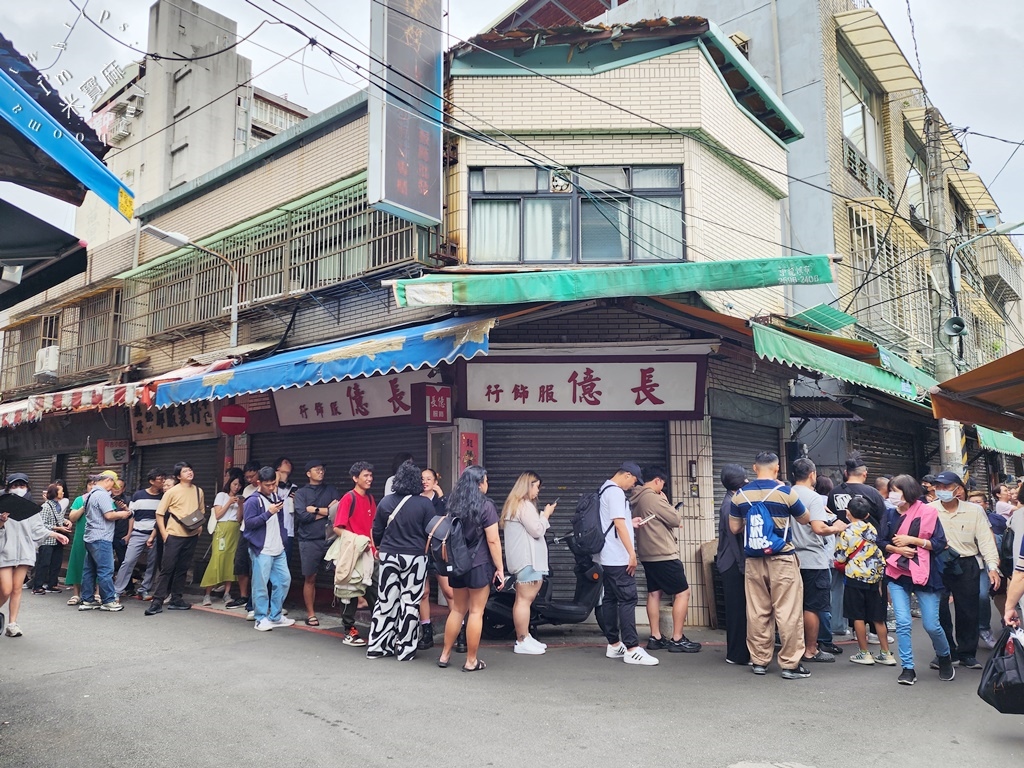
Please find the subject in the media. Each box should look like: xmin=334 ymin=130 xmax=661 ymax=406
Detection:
xmin=1 ymin=0 xmax=1022 ymax=236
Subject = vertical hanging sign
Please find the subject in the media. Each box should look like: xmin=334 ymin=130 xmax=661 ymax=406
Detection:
xmin=367 ymin=0 xmax=444 ymax=227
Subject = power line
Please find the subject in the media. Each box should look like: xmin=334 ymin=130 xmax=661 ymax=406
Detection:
xmin=904 ymin=0 xmax=925 ymax=87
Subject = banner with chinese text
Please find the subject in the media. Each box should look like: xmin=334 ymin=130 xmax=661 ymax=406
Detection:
xmin=273 ymin=370 xmax=431 ymax=427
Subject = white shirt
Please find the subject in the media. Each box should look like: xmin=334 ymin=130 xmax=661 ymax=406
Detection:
xmin=279 ymin=484 xmax=296 ymax=537
xmin=213 ymin=492 xmax=242 ymax=523
xmin=595 ymin=480 xmax=634 ymax=567
xmin=259 ymin=494 xmax=284 ymax=557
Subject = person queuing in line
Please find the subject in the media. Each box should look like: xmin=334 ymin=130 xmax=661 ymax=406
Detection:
xmin=0 ymin=474 xmax=68 ymax=636
xmin=972 ymin=488 xmax=1003 ymax=650
xmin=243 ymin=466 xmax=294 ymax=632
xmin=367 ymin=460 xmax=437 ymax=660
xmin=293 ymin=459 xmax=340 ymax=627
xmin=31 ymin=484 xmax=70 ymax=595
xmin=78 ymin=471 xmax=131 ymax=613
xmin=632 ymin=466 xmax=700 ymax=654
xmin=110 ymin=478 xmax=131 ymax=574
xmin=717 ymin=464 xmax=749 ymax=666
xmin=812 ymin=474 xmax=842 ymax=656
xmin=437 ymin=465 xmax=505 ymax=673
xmin=232 ymin=459 xmax=261 ymax=618
xmin=729 ymin=452 xmax=810 ymax=680
xmin=920 ymin=474 xmax=937 ymax=504
xmin=335 ymin=461 xmax=378 ymax=647
xmin=929 ymin=471 xmax=1000 ymax=671
xmin=273 ymin=457 xmax=297 ymax=548
xmin=384 ymin=453 xmax=414 ymax=497
xmin=64 ymin=477 xmax=97 ymax=607
xmin=879 ymin=474 xmax=952 ymax=685
xmin=113 ymin=469 xmax=166 ymax=602
xmin=500 ymin=471 xmax=555 ymax=656
xmin=836 ymin=496 xmax=896 ymax=667
xmin=596 ymin=462 xmax=659 ymax=667
xmin=417 ymin=467 xmax=451 ymax=651
xmin=146 ymin=462 xmax=204 ymax=616
xmin=201 ymin=468 xmax=246 ymax=607
xmin=994 ymin=484 xmax=1015 ymax=519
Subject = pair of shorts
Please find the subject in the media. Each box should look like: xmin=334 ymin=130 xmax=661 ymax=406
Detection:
xmin=843 ymin=579 xmax=886 ymax=623
xmin=233 ymin=536 xmax=251 ymax=577
xmin=800 ymin=568 xmax=831 ymax=613
xmin=298 ymin=538 xmax=330 ymax=578
xmin=448 ymin=561 xmax=495 ymax=590
xmin=516 ymin=565 xmax=548 ymax=584
xmin=642 ymin=559 xmax=688 ymax=595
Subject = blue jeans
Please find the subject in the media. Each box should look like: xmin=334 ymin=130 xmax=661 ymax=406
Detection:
xmin=830 ymin=567 xmax=848 ymax=634
xmin=250 ymin=548 xmax=291 ymax=622
xmin=888 ymin=581 xmax=950 ymax=670
xmin=979 ymin=568 xmax=992 ymax=632
xmin=82 ymin=540 xmax=116 ymax=605
xmin=818 ymin=609 xmax=833 ymax=644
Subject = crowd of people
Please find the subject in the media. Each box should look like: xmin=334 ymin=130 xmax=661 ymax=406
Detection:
xmin=1 ymin=447 xmax=1021 ymax=681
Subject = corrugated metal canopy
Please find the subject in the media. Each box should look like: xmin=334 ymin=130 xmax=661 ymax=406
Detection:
xmin=931 ymin=348 xmax=1024 ymax=435
xmin=903 ymin=107 xmax=967 ymax=168
xmin=948 ymin=169 xmax=999 ymax=213
xmin=835 ymin=9 xmax=923 ymax=94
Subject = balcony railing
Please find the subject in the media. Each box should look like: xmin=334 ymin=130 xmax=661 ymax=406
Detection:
xmin=977 ymin=237 xmax=1023 ymax=304
xmin=843 ymin=137 xmax=895 ymax=206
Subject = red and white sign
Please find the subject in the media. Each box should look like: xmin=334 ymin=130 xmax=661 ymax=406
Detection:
xmin=217 ymin=404 xmax=250 ymax=435
xmin=465 ymin=360 xmax=701 ymax=417
xmin=97 ymin=439 xmax=130 ymax=465
xmin=425 ymin=385 xmax=452 ymax=423
xmin=273 ymin=370 xmax=431 ymax=427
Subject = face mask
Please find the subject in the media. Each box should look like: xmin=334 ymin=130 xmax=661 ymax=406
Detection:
xmin=935 ymin=489 xmax=955 ymax=502
xmin=9 ymin=487 xmax=27 ymax=497
xmin=888 ymin=491 xmax=903 ymax=505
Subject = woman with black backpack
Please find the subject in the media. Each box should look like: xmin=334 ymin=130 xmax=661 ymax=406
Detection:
xmin=436 ymin=465 xmax=504 ymax=672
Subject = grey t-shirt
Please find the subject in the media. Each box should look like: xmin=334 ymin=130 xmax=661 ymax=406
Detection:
xmin=83 ymin=489 xmax=116 ymax=544
xmin=790 ymin=484 xmax=831 ymax=570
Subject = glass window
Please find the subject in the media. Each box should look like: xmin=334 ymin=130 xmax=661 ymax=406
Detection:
xmin=470 ymin=200 xmax=519 ymax=262
xmin=468 ymin=170 xmax=483 ymax=193
xmin=483 ymin=167 xmax=538 ymax=193
xmin=578 ymin=166 xmax=629 ymax=192
xmin=633 ymin=167 xmax=681 ymax=190
xmin=905 ymin=139 xmax=928 ymax=220
xmin=580 ymin=198 xmax=630 ymax=262
xmin=839 ymin=52 xmax=884 ymax=172
xmin=524 ymin=198 xmax=572 ymax=262
xmin=634 ymin=198 xmax=683 ymax=260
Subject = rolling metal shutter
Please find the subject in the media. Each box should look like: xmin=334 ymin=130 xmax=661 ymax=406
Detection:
xmin=61 ymin=459 xmax=125 ymax=501
xmin=710 ymin=419 xmax=781 ymax=511
xmin=484 ymin=421 xmax=668 ymax=603
xmin=3 ymin=455 xmax=56 ymax=501
xmin=848 ymin=424 xmax=915 ymax=481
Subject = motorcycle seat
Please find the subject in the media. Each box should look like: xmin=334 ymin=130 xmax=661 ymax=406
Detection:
xmin=538 ymin=601 xmax=592 ymax=622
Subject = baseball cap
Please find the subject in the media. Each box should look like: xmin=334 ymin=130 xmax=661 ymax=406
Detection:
xmin=933 ymin=470 xmax=963 ymax=487
xmin=619 ymin=461 xmax=643 ymax=479
xmin=305 ymin=459 xmax=326 ymax=473
xmin=98 ymin=469 xmax=120 ymax=481
xmin=5 ymin=472 xmax=29 ymax=487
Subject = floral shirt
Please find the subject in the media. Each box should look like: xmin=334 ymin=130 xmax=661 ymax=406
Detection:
xmin=834 ymin=519 xmax=884 ymax=584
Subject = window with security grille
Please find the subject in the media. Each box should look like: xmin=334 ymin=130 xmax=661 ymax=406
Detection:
xmin=468 ymin=166 xmax=685 ymax=264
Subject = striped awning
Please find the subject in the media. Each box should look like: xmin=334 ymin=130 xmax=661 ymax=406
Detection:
xmin=31 ymin=382 xmax=141 ymax=415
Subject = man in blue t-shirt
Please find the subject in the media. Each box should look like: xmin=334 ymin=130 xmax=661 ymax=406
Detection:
xmin=729 ymin=451 xmax=810 ymax=679
xmin=80 ymin=470 xmax=133 ymax=612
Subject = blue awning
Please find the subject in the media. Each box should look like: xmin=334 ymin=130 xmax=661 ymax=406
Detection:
xmin=155 ymin=314 xmax=497 ymax=406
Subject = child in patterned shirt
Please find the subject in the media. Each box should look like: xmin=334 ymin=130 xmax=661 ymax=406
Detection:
xmin=835 ymin=496 xmax=897 ymax=666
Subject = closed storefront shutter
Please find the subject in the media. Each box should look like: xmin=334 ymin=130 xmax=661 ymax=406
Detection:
xmin=484 ymin=421 xmax=668 ymax=602
xmin=60 ymin=458 xmax=125 ymax=502
xmin=710 ymin=419 xmax=780 ymax=511
xmin=4 ymin=455 xmax=56 ymax=500
xmin=848 ymin=424 xmax=916 ymax=482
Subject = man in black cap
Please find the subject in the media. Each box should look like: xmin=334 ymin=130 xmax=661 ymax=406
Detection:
xmin=293 ymin=459 xmax=340 ymax=627
xmin=930 ymin=470 xmax=1000 ymax=670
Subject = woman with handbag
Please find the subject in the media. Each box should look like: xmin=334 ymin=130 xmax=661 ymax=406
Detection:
xmin=500 ymin=471 xmax=556 ymax=655
xmin=436 ymin=465 xmax=505 ymax=672
xmin=879 ymin=474 xmax=952 ymax=685
xmin=367 ymin=461 xmax=438 ymax=660
xmin=201 ymin=468 xmax=245 ymax=606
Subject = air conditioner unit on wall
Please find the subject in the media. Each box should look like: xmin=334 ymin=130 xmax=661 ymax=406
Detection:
xmin=34 ymin=345 xmax=59 ymax=378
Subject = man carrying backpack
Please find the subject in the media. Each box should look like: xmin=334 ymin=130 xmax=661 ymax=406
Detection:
xmin=729 ymin=451 xmax=810 ymax=679
xmin=596 ymin=462 xmax=659 ymax=667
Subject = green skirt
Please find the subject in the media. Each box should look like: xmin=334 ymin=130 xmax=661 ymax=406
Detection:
xmin=64 ymin=519 xmax=87 ymax=586
xmin=200 ymin=521 xmax=241 ymax=586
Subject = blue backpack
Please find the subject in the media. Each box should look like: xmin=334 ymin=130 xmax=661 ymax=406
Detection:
xmin=737 ymin=485 xmax=790 ymax=557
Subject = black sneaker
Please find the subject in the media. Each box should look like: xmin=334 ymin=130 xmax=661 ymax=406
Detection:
xmin=819 ymin=641 xmax=844 ymax=655
xmin=781 ymin=664 xmax=811 ymax=679
xmin=667 ymin=636 xmax=702 ymax=653
xmin=959 ymin=656 xmax=982 ymax=670
xmin=417 ymin=623 xmax=435 ymax=651
xmin=225 ymin=597 xmax=247 ymax=609
xmin=897 ymin=667 xmax=917 ymax=685
xmin=928 ymin=656 xmax=940 ymax=670
xmin=144 ymin=601 xmax=163 ymax=616
xmin=166 ymin=600 xmax=192 ymax=611
xmin=454 ymin=627 xmax=467 ymax=654
xmin=751 ymin=664 xmax=768 ymax=675
xmin=646 ymin=636 xmax=667 ymax=651
xmin=938 ymin=655 xmax=956 ymax=681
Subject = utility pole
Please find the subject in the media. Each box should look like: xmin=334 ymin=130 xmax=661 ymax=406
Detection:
xmin=925 ymin=106 xmax=964 ymax=476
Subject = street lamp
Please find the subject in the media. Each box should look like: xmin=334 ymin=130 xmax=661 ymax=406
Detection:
xmin=140 ymin=224 xmax=239 ymax=349
xmin=950 ymin=218 xmax=1024 ymax=258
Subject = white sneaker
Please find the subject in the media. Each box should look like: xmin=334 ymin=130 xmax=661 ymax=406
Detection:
xmin=246 ymin=610 xmax=256 ymax=621
xmin=5 ymin=622 xmax=22 ymax=637
xmin=979 ymin=629 xmax=997 ymax=650
xmin=527 ymin=634 xmax=547 ymax=650
xmin=514 ymin=638 xmax=545 ymax=655
xmin=201 ymin=596 xmax=212 ymax=607
xmin=270 ymin=617 xmax=295 ymax=628
xmin=867 ymin=632 xmax=894 ymax=645
xmin=606 ymin=642 xmax=626 ymax=659
xmin=254 ymin=618 xmax=275 ymax=632
xmin=623 ymin=646 xmax=660 ymax=666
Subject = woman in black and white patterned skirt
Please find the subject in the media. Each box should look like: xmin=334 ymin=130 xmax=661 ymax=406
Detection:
xmin=367 ymin=460 xmax=438 ymax=660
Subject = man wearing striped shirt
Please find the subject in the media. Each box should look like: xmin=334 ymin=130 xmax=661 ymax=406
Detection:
xmin=113 ymin=469 xmax=165 ymax=600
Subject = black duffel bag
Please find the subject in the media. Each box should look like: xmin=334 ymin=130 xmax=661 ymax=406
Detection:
xmin=978 ymin=626 xmax=1024 ymax=714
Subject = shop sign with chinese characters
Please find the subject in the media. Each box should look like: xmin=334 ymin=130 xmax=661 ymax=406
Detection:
xmin=132 ymin=402 xmax=216 ymax=445
xmin=463 ymin=358 xmax=706 ymax=419
xmin=274 ymin=370 xmax=431 ymax=427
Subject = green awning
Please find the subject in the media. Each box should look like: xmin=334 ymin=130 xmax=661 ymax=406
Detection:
xmin=788 ymin=303 xmax=857 ymax=332
xmin=752 ymin=324 xmax=922 ymax=401
xmin=976 ymin=425 xmax=1024 ymax=457
xmin=387 ymin=255 xmax=834 ymax=307
xmin=874 ymin=344 xmax=939 ymax=392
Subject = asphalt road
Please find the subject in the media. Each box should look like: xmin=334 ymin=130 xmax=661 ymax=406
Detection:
xmin=1 ymin=593 xmax=1021 ymax=768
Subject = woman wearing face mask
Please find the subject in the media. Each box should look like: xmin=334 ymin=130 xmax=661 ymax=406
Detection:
xmin=878 ymin=474 xmax=951 ymax=686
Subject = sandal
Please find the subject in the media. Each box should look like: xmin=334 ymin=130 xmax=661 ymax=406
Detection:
xmin=305 ymin=616 xmax=320 ymax=627
xmin=66 ymin=595 xmax=82 ymax=606
xmin=462 ymin=659 xmax=486 ymax=673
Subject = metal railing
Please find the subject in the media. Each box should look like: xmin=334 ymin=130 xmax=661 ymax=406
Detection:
xmin=843 ymin=137 xmax=895 ymax=206
xmin=977 ymin=237 xmax=1023 ymax=304
xmin=121 ymin=180 xmax=438 ymax=345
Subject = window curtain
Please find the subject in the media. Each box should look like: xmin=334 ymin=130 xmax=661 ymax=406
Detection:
xmin=471 ymin=200 xmax=519 ymax=262
xmin=634 ymin=198 xmax=683 ymax=260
